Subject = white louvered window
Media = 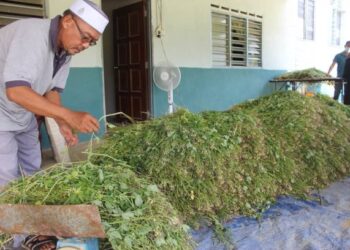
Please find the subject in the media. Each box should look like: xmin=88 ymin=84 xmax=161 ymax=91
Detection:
xmin=212 ymin=12 xmax=230 ymax=66
xmin=211 ymin=5 xmax=263 ymax=68
xmin=331 ymin=0 xmax=343 ymax=46
xmin=331 ymin=9 xmax=341 ymax=45
xmin=0 ymin=0 xmax=46 ymax=28
xmin=247 ymin=20 xmax=262 ymax=67
xmin=231 ymin=16 xmax=246 ymax=66
xmin=298 ymin=0 xmax=315 ymax=40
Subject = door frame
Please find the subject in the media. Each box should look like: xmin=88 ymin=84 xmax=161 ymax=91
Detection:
xmin=144 ymin=0 xmax=153 ymax=118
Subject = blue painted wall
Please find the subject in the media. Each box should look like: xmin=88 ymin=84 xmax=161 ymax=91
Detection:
xmin=42 ymin=67 xmax=284 ymax=149
xmin=41 ymin=67 xmax=105 ymax=149
xmin=152 ymin=67 xmax=285 ymax=117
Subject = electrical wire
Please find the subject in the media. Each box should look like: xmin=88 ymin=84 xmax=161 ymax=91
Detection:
xmin=155 ymin=0 xmax=169 ymax=63
xmin=155 ymin=0 xmax=181 ymax=112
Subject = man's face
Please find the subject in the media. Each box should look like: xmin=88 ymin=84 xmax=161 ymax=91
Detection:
xmin=345 ymin=42 xmax=350 ymax=51
xmin=59 ymin=14 xmax=101 ymax=55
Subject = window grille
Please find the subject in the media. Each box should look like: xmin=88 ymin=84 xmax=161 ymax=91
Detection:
xmin=247 ymin=20 xmax=262 ymax=67
xmin=331 ymin=0 xmax=344 ymax=46
xmin=212 ymin=12 xmax=230 ymax=66
xmin=231 ymin=16 xmax=246 ymax=66
xmin=331 ymin=9 xmax=341 ymax=45
xmin=298 ymin=0 xmax=315 ymax=40
xmin=0 ymin=0 xmax=45 ymax=28
xmin=211 ymin=5 xmax=262 ymax=67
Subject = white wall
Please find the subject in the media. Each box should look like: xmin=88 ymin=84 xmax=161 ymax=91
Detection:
xmin=294 ymin=0 xmax=350 ymax=74
xmin=46 ymin=0 xmax=105 ymax=68
xmin=151 ymin=0 xmax=296 ymax=70
xmin=151 ymin=0 xmax=350 ymax=72
xmin=151 ymin=0 xmax=211 ymax=68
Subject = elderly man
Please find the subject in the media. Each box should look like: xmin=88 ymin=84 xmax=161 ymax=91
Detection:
xmin=0 ymin=1 xmax=108 ymax=247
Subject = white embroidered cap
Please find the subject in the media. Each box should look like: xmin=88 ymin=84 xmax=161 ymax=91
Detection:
xmin=69 ymin=0 xmax=109 ymax=33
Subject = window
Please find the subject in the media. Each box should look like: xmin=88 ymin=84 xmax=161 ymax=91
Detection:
xmin=211 ymin=5 xmax=262 ymax=67
xmin=331 ymin=0 xmax=343 ymax=46
xmin=331 ymin=9 xmax=342 ymax=45
xmin=0 ymin=0 xmax=46 ymax=28
xmin=231 ymin=16 xmax=246 ymax=66
xmin=212 ymin=12 xmax=230 ymax=66
xmin=298 ymin=0 xmax=315 ymax=40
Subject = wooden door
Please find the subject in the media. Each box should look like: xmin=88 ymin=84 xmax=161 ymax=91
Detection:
xmin=113 ymin=2 xmax=149 ymax=121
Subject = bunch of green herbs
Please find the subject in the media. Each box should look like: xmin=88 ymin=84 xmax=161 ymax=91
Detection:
xmin=0 ymin=162 xmax=193 ymax=250
xmin=274 ymin=67 xmax=329 ymax=80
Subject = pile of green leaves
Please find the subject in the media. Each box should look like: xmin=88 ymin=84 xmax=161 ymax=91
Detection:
xmin=234 ymin=92 xmax=350 ymax=191
xmin=2 ymin=91 xmax=350 ymax=249
xmin=93 ymin=92 xmax=350 ymax=228
xmin=0 ymin=162 xmax=193 ymax=250
xmin=274 ymin=67 xmax=329 ymax=80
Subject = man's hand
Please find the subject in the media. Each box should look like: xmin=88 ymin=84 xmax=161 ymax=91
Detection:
xmin=64 ymin=111 xmax=100 ymax=133
xmin=44 ymin=90 xmax=99 ymax=134
xmin=59 ymin=123 xmax=79 ymax=146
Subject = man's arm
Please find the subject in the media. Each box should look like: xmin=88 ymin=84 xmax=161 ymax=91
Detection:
xmin=44 ymin=90 xmax=71 ymax=126
xmin=44 ymin=90 xmax=63 ymax=119
xmin=328 ymin=61 xmax=336 ymax=75
xmin=6 ymin=86 xmax=99 ymax=133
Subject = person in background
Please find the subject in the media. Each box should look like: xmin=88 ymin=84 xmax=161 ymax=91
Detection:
xmin=0 ymin=0 xmax=108 ymax=248
xmin=327 ymin=41 xmax=350 ymax=101
xmin=342 ymin=56 xmax=350 ymax=105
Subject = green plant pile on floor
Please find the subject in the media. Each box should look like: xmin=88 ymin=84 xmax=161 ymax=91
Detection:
xmin=0 ymin=163 xmax=193 ymax=250
xmin=1 ymin=91 xmax=350 ymax=249
xmin=273 ymin=67 xmax=329 ymax=80
xmin=92 ymin=92 xmax=350 ymax=228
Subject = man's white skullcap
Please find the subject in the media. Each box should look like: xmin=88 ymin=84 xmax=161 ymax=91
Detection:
xmin=69 ymin=0 xmax=109 ymax=33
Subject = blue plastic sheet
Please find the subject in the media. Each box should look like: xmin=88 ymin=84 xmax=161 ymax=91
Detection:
xmin=192 ymin=177 xmax=350 ymax=250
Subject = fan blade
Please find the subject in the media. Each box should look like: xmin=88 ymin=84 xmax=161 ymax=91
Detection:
xmin=170 ymin=71 xmax=178 ymax=78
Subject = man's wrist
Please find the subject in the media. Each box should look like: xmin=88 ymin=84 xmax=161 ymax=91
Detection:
xmin=55 ymin=107 xmax=71 ymax=125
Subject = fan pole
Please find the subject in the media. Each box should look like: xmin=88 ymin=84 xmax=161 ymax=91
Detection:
xmin=168 ymin=83 xmax=174 ymax=114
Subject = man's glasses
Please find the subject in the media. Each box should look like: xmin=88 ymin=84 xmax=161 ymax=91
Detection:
xmin=72 ymin=17 xmax=97 ymax=46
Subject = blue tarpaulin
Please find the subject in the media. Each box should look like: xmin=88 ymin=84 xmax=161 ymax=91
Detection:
xmin=192 ymin=177 xmax=350 ymax=250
